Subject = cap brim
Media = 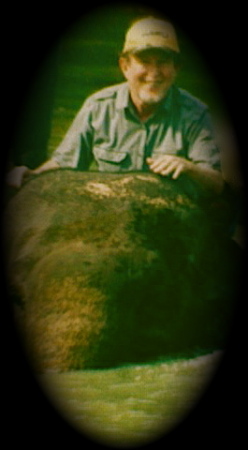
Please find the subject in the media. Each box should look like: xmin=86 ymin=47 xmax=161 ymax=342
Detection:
xmin=125 ymin=45 xmax=180 ymax=56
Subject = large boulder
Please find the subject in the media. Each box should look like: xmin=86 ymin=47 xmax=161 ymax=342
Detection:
xmin=3 ymin=170 xmax=240 ymax=371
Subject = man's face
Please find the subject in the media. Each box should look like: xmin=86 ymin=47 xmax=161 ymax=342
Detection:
xmin=119 ymin=49 xmax=178 ymax=111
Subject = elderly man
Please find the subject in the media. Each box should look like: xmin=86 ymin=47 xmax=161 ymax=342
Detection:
xmin=7 ymin=16 xmax=223 ymax=194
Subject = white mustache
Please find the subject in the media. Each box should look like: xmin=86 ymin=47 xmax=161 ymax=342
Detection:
xmin=144 ymin=80 xmax=165 ymax=85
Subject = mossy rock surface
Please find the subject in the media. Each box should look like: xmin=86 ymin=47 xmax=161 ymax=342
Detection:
xmin=4 ymin=170 xmax=239 ymax=371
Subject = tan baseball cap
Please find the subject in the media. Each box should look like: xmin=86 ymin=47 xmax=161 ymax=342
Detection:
xmin=122 ymin=16 xmax=180 ymax=54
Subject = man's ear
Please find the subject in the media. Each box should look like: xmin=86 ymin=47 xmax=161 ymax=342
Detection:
xmin=119 ymin=55 xmax=129 ymax=79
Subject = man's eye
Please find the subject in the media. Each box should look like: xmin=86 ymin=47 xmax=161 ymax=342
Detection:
xmin=140 ymin=58 xmax=171 ymax=65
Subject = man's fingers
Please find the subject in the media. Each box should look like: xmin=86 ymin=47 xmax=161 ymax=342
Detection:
xmin=148 ymin=157 xmax=181 ymax=177
xmin=146 ymin=156 xmax=187 ymax=179
xmin=5 ymin=166 xmax=29 ymax=189
xmin=171 ymin=163 xmax=183 ymax=179
xmin=160 ymin=161 xmax=180 ymax=177
xmin=147 ymin=156 xmax=172 ymax=172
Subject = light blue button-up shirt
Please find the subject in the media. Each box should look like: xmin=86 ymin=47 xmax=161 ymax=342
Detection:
xmin=52 ymin=82 xmax=220 ymax=173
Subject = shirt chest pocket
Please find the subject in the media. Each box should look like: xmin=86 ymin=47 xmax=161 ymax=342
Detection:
xmin=93 ymin=147 xmax=131 ymax=172
xmin=151 ymin=131 xmax=186 ymax=158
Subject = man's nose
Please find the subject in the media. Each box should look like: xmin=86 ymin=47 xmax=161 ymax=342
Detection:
xmin=147 ymin=63 xmax=163 ymax=77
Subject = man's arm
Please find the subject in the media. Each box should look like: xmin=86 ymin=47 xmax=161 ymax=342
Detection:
xmin=31 ymin=158 xmax=61 ymax=175
xmin=146 ymin=155 xmax=224 ymax=195
xmin=6 ymin=95 xmax=95 ymax=189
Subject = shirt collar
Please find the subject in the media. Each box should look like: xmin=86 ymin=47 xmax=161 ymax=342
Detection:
xmin=116 ymin=82 xmax=130 ymax=110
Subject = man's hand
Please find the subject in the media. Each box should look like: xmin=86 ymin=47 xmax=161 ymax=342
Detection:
xmin=146 ymin=155 xmax=192 ymax=179
xmin=5 ymin=166 xmax=32 ymax=189
xmin=146 ymin=155 xmax=224 ymax=194
xmin=5 ymin=159 xmax=61 ymax=189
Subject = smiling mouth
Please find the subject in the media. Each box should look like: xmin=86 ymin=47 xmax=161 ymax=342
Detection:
xmin=139 ymin=85 xmax=168 ymax=105
xmin=145 ymin=80 xmax=165 ymax=88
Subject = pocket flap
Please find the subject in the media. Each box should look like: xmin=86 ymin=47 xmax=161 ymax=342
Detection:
xmin=94 ymin=147 xmax=128 ymax=163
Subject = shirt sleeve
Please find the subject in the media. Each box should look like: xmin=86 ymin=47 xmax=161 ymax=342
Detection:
xmin=187 ymin=109 xmax=220 ymax=171
xmin=51 ymin=99 xmax=94 ymax=170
